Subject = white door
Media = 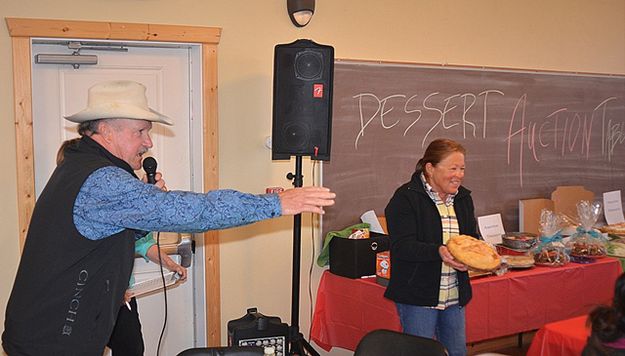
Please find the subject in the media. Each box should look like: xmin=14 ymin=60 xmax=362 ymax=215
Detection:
xmin=31 ymin=40 xmax=206 ymax=355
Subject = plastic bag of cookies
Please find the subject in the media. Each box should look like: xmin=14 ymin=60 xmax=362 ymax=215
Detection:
xmin=566 ymin=201 xmax=607 ymax=259
xmin=533 ymin=209 xmax=570 ymax=267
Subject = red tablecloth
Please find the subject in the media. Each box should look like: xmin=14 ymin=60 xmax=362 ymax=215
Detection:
xmin=526 ymin=315 xmax=589 ymax=356
xmin=310 ymin=257 xmax=622 ymax=352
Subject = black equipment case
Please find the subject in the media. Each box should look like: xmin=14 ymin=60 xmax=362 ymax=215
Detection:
xmin=329 ymin=232 xmax=389 ymax=279
xmin=228 ymin=307 xmax=289 ymax=356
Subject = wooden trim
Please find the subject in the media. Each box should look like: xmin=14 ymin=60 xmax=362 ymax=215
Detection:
xmin=11 ymin=37 xmax=35 ymax=250
xmin=6 ymin=17 xmax=221 ymax=44
xmin=335 ymin=57 xmax=625 ymax=78
xmin=202 ymin=43 xmax=221 ymax=346
xmin=6 ymin=17 xmax=222 ymax=346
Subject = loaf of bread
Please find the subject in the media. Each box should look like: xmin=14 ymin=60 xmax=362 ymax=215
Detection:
xmin=447 ymin=235 xmax=501 ymax=271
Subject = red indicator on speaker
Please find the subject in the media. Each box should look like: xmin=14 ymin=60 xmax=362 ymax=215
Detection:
xmin=313 ymin=84 xmax=324 ymax=98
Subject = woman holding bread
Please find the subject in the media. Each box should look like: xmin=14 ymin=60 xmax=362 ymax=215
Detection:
xmin=384 ymin=138 xmax=478 ymax=356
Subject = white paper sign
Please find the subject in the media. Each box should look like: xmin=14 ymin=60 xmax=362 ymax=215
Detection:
xmin=477 ymin=213 xmax=506 ymax=245
xmin=360 ymin=210 xmax=385 ymax=234
xmin=603 ymin=190 xmax=625 ymax=225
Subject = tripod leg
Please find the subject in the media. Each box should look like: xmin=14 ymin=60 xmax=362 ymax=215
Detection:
xmin=289 ymin=333 xmax=320 ymax=356
xmin=300 ymin=338 xmax=320 ymax=356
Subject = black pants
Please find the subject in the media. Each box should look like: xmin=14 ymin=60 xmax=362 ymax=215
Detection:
xmin=107 ymin=297 xmax=145 ymax=356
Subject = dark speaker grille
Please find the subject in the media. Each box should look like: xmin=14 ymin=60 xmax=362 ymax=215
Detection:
xmin=295 ymin=51 xmax=323 ymax=80
xmin=282 ymin=122 xmax=310 ymax=149
xmin=272 ymin=39 xmax=334 ymax=161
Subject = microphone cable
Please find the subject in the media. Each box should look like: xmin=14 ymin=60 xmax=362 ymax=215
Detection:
xmin=142 ymin=157 xmax=168 ymax=355
xmin=307 ymin=159 xmax=319 ymax=342
xmin=155 ymin=231 xmax=169 ymax=356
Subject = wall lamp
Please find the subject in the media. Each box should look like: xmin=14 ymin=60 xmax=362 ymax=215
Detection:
xmin=287 ymin=0 xmax=315 ymax=27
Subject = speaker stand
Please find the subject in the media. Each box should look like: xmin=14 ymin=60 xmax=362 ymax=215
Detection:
xmin=286 ymin=155 xmax=320 ymax=356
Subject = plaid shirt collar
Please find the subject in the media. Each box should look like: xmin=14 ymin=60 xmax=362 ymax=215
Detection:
xmin=420 ymin=173 xmax=457 ymax=206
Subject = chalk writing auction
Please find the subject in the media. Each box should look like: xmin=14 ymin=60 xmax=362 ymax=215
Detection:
xmin=353 ymin=91 xmax=624 ymax=187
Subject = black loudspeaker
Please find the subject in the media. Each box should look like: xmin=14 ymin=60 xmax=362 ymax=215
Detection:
xmin=272 ymin=39 xmax=334 ymax=161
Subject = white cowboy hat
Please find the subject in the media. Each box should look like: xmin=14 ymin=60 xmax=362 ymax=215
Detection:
xmin=64 ymin=80 xmax=173 ymax=125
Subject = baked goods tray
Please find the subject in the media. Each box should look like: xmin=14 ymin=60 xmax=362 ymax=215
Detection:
xmin=608 ymin=233 xmax=625 ymax=240
xmin=502 ymin=255 xmax=535 ymax=269
xmin=506 ymin=262 xmax=535 ymax=269
xmin=468 ymin=270 xmax=492 ymax=279
xmin=495 ymin=243 xmax=532 ymax=253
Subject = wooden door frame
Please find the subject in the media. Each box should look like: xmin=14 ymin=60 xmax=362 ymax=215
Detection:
xmin=5 ymin=17 xmax=223 ymax=346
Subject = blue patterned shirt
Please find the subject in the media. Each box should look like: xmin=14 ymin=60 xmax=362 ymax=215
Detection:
xmin=74 ymin=166 xmax=282 ymax=240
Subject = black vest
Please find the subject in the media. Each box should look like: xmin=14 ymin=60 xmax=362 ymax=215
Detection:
xmin=3 ymin=137 xmax=136 ymax=355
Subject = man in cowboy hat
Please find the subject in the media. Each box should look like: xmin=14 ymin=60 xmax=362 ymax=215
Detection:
xmin=2 ymin=80 xmax=335 ymax=355
xmin=54 ymin=137 xmax=189 ymax=356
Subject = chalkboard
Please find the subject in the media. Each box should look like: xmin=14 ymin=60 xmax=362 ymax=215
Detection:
xmin=322 ymin=60 xmax=625 ymax=236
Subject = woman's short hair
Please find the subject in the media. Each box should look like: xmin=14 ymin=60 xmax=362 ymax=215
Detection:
xmin=415 ymin=138 xmax=466 ymax=177
xmin=587 ymin=272 xmax=625 ymax=343
xmin=55 ymin=138 xmax=81 ymax=165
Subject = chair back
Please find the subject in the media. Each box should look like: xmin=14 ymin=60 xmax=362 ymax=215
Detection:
xmin=177 ymin=346 xmax=264 ymax=356
xmin=354 ymin=329 xmax=448 ymax=356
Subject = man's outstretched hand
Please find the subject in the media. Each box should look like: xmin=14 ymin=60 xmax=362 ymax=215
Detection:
xmin=278 ymin=186 xmax=336 ymax=215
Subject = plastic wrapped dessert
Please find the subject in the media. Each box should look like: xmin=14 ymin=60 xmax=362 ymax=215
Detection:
xmin=565 ymin=201 xmax=607 ymax=259
xmin=533 ymin=209 xmax=570 ymax=267
xmin=569 ymin=240 xmax=607 ymax=258
xmin=447 ymin=235 xmax=501 ymax=271
xmin=534 ymin=247 xmax=570 ymax=266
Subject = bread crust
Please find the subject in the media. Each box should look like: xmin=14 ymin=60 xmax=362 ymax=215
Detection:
xmin=447 ymin=235 xmax=501 ymax=271
xmin=599 ymin=222 xmax=625 ymax=235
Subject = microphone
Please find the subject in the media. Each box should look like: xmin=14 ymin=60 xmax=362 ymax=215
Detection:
xmin=142 ymin=157 xmax=157 ymax=184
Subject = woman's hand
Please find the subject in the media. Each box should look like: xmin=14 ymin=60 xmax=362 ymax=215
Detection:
xmin=167 ymin=260 xmax=188 ymax=282
xmin=439 ymin=245 xmax=469 ymax=271
xmin=123 ymin=290 xmax=133 ymax=303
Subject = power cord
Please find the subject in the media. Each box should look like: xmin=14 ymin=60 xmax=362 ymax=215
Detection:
xmin=155 ymin=231 xmax=168 ymax=356
xmin=307 ymin=160 xmax=319 ymax=342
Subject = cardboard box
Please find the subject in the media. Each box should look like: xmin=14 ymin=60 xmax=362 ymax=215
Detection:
xmin=519 ymin=186 xmax=594 ymax=235
xmin=329 ymin=232 xmax=389 ymax=279
xmin=519 ymin=198 xmax=554 ymax=235
xmin=551 ymin=186 xmax=594 ymax=222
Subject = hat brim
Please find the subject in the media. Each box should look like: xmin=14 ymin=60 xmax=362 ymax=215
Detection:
xmin=64 ymin=103 xmax=173 ymax=126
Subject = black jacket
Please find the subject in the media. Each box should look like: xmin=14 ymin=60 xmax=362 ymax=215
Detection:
xmin=3 ymin=137 xmax=136 ymax=355
xmin=383 ymin=172 xmax=477 ymax=307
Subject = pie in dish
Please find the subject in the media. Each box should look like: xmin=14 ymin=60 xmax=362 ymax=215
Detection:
xmin=447 ymin=235 xmax=501 ymax=271
xmin=504 ymin=255 xmax=535 ymax=268
xmin=599 ymin=222 xmax=625 ymax=236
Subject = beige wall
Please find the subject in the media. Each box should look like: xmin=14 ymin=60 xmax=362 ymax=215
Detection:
xmin=1 ymin=1 xmax=624 ymax=354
